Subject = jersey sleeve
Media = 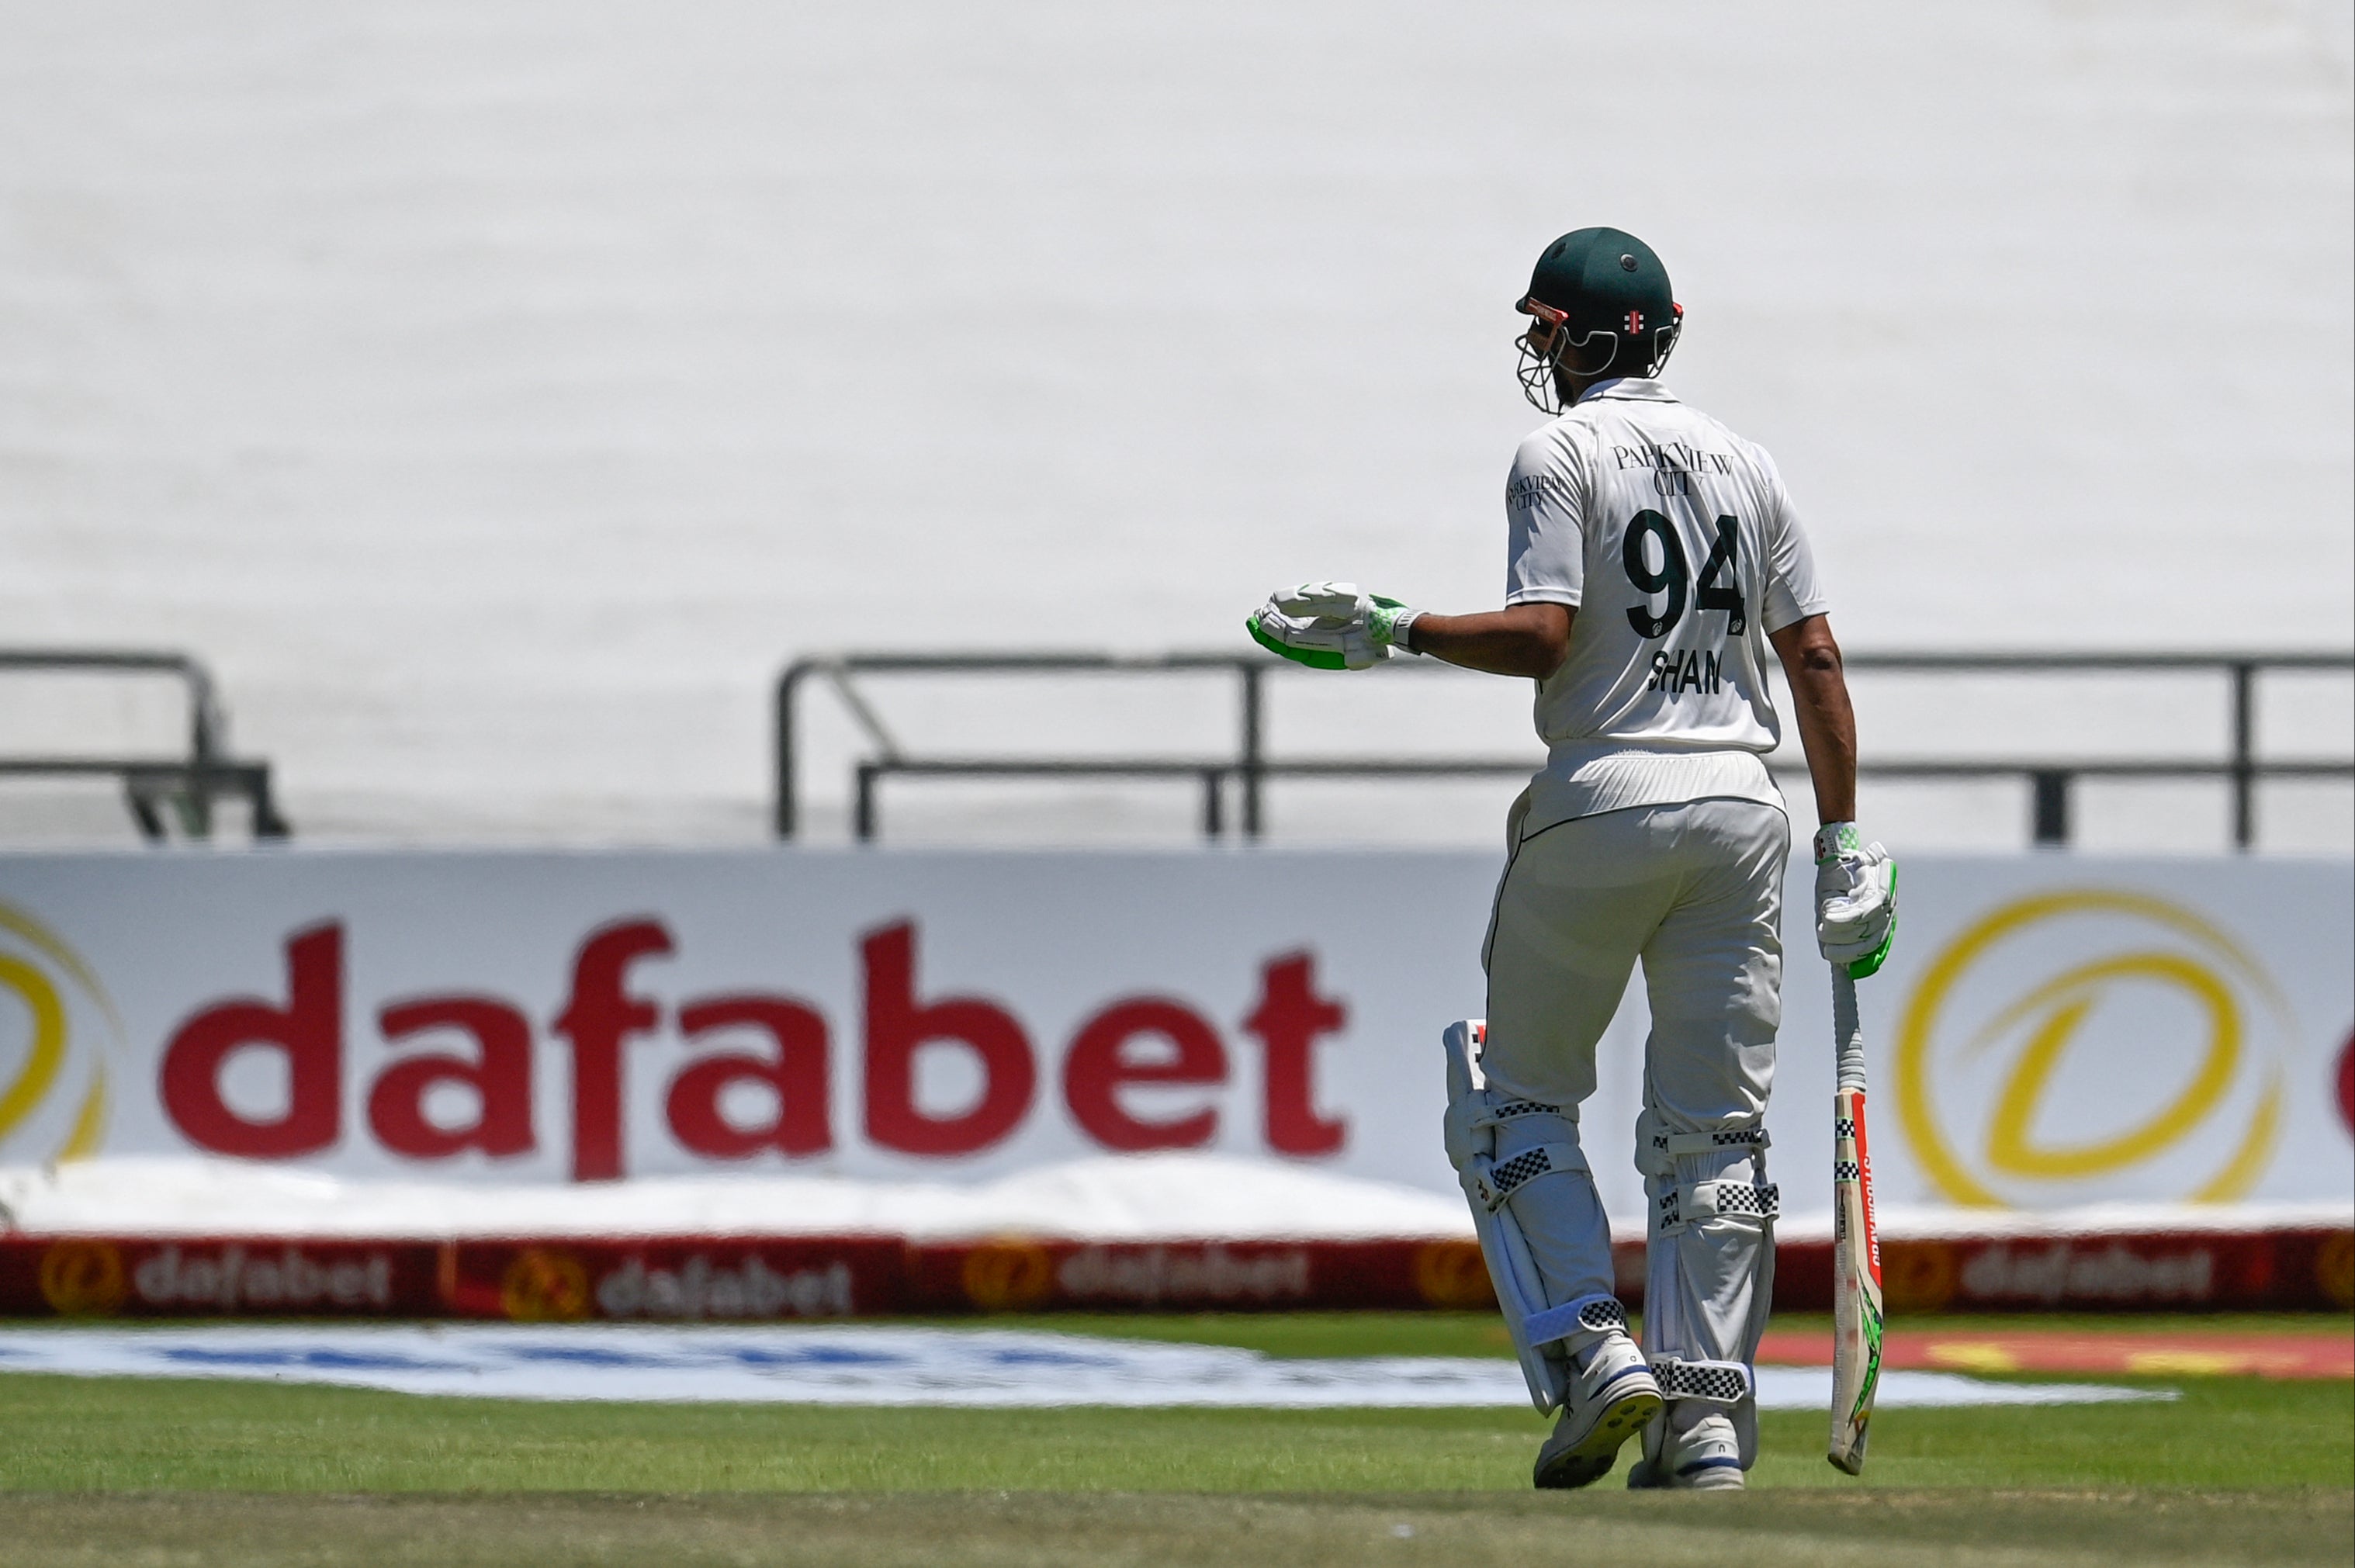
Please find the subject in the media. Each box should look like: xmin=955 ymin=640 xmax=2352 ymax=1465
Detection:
xmin=1503 ymin=429 xmax=1587 ymax=607
xmin=1758 ymin=452 xmax=1830 ymax=633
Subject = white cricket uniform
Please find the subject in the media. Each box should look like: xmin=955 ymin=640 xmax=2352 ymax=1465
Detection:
xmin=1473 ymin=376 xmax=1827 ymax=1467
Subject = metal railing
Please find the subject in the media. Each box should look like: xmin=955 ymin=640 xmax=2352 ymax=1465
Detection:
xmin=775 ymin=650 xmax=2354 ymax=850
xmin=0 ymin=649 xmax=290 ymax=842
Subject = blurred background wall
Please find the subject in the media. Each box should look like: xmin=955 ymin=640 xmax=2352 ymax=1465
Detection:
xmin=0 ymin=1 xmax=2347 ymax=846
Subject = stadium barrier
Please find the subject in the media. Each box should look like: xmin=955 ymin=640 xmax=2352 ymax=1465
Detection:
xmin=0 ymin=647 xmax=289 ymax=841
xmin=776 ymin=649 xmax=2355 ymax=849
xmin=4 ymin=1222 xmax=2346 ymax=1321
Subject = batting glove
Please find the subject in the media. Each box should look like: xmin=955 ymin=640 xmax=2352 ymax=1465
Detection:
xmin=1245 ymin=582 xmax=1422 ymax=671
xmin=1813 ymin=822 xmax=1897 ymax=978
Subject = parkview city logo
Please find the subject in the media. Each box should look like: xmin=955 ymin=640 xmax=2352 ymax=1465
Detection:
xmin=1894 ymin=889 xmax=2294 ymax=1207
xmin=0 ymin=902 xmax=120 ymax=1163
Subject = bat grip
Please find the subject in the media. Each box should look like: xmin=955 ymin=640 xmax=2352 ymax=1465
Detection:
xmin=1831 ymin=965 xmax=1868 ymax=1093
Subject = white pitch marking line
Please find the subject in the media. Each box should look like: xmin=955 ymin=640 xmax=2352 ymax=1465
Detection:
xmin=0 ymin=1324 xmax=2178 ymax=1409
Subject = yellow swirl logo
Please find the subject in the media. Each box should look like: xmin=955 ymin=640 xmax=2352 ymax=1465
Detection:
xmin=961 ymin=1240 xmax=1056 ymax=1312
xmin=500 ymin=1248 xmax=592 ymax=1322
xmin=0 ymin=902 xmax=118 ymax=1163
xmin=1412 ymin=1239 xmax=1496 ymax=1309
xmin=1896 ymin=890 xmax=2291 ymax=1206
xmin=39 ymin=1239 xmax=129 ymax=1315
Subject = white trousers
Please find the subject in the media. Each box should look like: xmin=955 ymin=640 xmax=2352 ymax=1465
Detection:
xmin=1478 ymin=794 xmax=1788 ymax=1451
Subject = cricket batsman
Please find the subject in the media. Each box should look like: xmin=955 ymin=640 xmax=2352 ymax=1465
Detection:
xmin=1247 ymin=228 xmax=1896 ymax=1490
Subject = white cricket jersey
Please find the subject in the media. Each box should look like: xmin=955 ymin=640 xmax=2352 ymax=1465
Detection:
xmin=1502 ymin=378 xmax=1827 ymax=829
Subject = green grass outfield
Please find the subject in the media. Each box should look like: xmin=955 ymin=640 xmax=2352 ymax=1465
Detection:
xmin=0 ymin=1312 xmax=2347 ymax=1566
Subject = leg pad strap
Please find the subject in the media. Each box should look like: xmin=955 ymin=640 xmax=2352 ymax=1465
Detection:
xmin=1641 ymin=1123 xmax=1770 ymax=1176
xmin=1524 ymin=1291 xmax=1626 ymax=1350
xmin=1652 ymin=1357 xmax=1753 ymax=1406
xmin=1471 ymin=1141 xmax=1588 ymax=1211
xmin=1654 ymin=1179 xmax=1779 ymax=1235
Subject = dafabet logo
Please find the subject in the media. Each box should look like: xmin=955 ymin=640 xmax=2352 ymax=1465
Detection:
xmin=0 ymin=902 xmax=119 ymax=1162
xmin=1894 ymin=890 xmax=2292 ymax=1207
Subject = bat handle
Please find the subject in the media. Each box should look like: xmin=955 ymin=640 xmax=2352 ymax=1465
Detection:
xmin=1831 ymin=965 xmax=1867 ymax=1093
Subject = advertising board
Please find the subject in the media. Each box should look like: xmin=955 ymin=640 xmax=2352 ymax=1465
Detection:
xmin=0 ymin=850 xmax=2347 ymax=1222
xmin=4 ymin=1224 xmax=2347 ymax=1321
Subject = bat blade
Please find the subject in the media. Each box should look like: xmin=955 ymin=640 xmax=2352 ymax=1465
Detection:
xmin=1828 ymin=972 xmax=1884 ymax=1474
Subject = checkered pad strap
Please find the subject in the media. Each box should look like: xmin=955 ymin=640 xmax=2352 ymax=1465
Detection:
xmin=1478 ymin=1098 xmax=1560 ymax=1129
xmin=1651 ymin=1357 xmax=1753 ymax=1407
xmin=1708 ymin=1181 xmax=1780 ymax=1218
xmin=1472 ymin=1141 xmax=1586 ymax=1212
xmin=1647 ymin=1124 xmax=1770 ymax=1164
xmin=1523 ymin=1292 xmax=1626 ymax=1351
xmin=1655 ymin=1180 xmax=1780 ymax=1234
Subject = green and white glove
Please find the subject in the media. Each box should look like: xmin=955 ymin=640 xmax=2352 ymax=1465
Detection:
xmin=1813 ymin=822 xmax=1897 ymax=978
xmin=1245 ymin=582 xmax=1422 ymax=671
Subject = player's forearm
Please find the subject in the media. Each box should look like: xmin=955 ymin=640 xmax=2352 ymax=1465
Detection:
xmin=1405 ymin=604 xmax=1574 ymax=680
xmin=1792 ymin=694 xmax=1858 ymax=825
xmin=1772 ymin=615 xmax=1857 ymax=824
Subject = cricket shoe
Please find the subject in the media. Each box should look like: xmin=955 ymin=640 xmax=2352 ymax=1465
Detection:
xmin=1532 ymin=1335 xmax=1661 ymax=1490
xmin=1626 ymin=1411 xmax=1744 ymax=1491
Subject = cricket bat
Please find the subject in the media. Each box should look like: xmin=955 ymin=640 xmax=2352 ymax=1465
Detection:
xmin=1827 ymin=965 xmax=1884 ymax=1474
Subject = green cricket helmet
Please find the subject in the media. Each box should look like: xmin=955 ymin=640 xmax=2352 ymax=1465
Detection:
xmin=1513 ymin=227 xmax=1683 ymax=414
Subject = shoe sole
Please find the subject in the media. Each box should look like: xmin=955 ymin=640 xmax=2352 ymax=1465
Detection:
xmin=1532 ymin=1388 xmax=1662 ymax=1490
xmin=1677 ymin=1465 xmax=1745 ymax=1491
xmin=1628 ymin=1452 xmax=1746 ymax=1491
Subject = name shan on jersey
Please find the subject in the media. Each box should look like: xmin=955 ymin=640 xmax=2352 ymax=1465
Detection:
xmin=1647 ymin=647 xmax=1725 ymax=697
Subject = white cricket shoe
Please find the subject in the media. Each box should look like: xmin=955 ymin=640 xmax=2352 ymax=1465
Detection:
xmin=1626 ymin=1410 xmax=1745 ymax=1491
xmin=1532 ymin=1335 xmax=1661 ymax=1490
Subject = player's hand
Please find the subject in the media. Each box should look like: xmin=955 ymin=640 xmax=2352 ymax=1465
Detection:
xmin=1245 ymin=582 xmax=1421 ymax=670
xmin=1813 ymin=822 xmax=1896 ymax=978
